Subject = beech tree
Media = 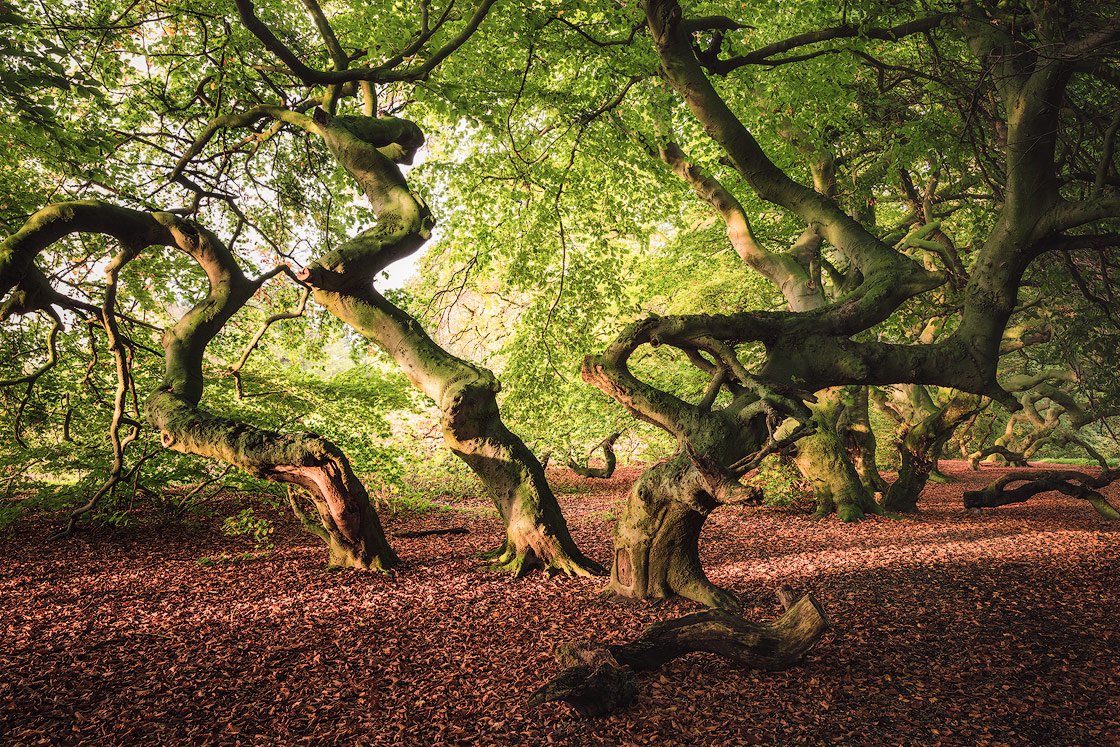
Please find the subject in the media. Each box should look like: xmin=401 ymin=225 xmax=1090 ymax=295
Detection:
xmin=0 ymin=0 xmax=602 ymax=574
xmin=579 ymin=0 xmax=1120 ymax=607
xmin=2 ymin=0 xmax=1119 ymax=610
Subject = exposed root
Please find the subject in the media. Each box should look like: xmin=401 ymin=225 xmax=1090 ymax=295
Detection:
xmin=530 ymin=589 xmax=829 ymax=717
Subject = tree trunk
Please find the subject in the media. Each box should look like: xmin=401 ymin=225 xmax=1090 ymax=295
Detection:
xmin=795 ymin=389 xmax=883 ymax=520
xmin=149 ymin=394 xmax=396 ymax=569
xmin=607 ymin=454 xmax=740 ymax=610
xmin=568 ymin=432 xmax=620 ymax=479
xmin=880 ymin=429 xmax=936 ymax=514
xmin=299 ymin=114 xmax=602 ymax=576
xmin=837 ymin=386 xmax=889 ymax=492
xmin=881 ymin=394 xmax=980 ymax=513
xmin=927 ymin=441 xmax=953 ymax=484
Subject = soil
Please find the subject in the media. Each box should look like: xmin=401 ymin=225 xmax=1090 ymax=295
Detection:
xmin=1 ymin=461 xmax=1118 ymax=746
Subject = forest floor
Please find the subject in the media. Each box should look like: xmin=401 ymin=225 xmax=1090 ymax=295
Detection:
xmin=1 ymin=461 xmax=1118 ymax=746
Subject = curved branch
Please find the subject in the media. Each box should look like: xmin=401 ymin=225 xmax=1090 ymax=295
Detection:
xmin=643 ymin=0 xmax=942 ymax=289
xmin=171 ymin=106 xmax=321 ymax=183
xmin=0 ymin=310 xmax=61 ymax=387
xmin=568 ymin=432 xmax=620 ymax=479
xmin=964 ymin=468 xmax=1120 ymax=520
xmin=229 ymin=285 xmax=310 ymax=398
xmin=700 ymin=14 xmax=951 ymax=74
xmin=234 ymin=0 xmax=497 ymax=86
xmin=0 ymin=202 xmax=395 ymax=568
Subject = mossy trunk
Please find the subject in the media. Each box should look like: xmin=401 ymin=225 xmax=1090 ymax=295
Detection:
xmin=837 ymin=386 xmax=889 ymax=492
xmin=149 ymin=392 xmax=396 ymax=569
xmin=796 ymin=391 xmax=882 ymax=520
xmin=607 ymin=454 xmax=739 ymax=610
xmin=881 ymin=394 xmax=980 ymax=513
xmin=318 ymin=286 xmax=602 ymax=576
xmin=297 ymin=114 xmax=601 ymax=577
xmin=443 ymin=369 xmax=602 ymax=575
xmin=927 ymin=442 xmax=953 ymax=484
xmin=880 ymin=432 xmax=936 ymax=514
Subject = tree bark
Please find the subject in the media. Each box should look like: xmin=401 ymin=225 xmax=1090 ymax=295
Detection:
xmin=607 ymin=454 xmax=740 ymax=610
xmin=297 ymin=112 xmax=602 ymax=576
xmin=880 ymin=429 xmax=937 ymax=514
xmin=607 ymin=593 xmax=828 ymax=671
xmin=837 ymin=386 xmax=889 ymax=492
xmin=880 ymin=393 xmax=980 ymax=513
xmin=797 ymin=391 xmax=883 ymax=521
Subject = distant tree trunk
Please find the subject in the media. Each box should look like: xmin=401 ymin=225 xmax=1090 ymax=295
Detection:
xmin=568 ymin=432 xmax=621 ymax=479
xmin=880 ymin=429 xmax=937 ymax=513
xmin=797 ymin=390 xmax=883 ymax=520
xmin=927 ymin=442 xmax=953 ymax=484
xmin=837 ymin=386 xmax=889 ymax=492
xmin=881 ymin=393 xmax=980 ymax=513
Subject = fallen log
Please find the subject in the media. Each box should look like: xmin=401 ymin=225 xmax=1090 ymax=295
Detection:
xmin=526 ymin=663 xmax=637 ymax=717
xmin=529 ymin=589 xmax=828 ymax=716
xmin=607 ymin=592 xmax=828 ymax=672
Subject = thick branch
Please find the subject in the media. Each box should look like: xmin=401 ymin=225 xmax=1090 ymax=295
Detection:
xmin=234 ymin=0 xmax=497 ymax=86
xmin=700 ymin=14 xmax=951 ymax=74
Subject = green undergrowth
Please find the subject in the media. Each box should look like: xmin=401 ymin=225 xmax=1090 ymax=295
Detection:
xmin=1035 ymin=457 xmax=1120 ymax=467
xmin=745 ymin=455 xmax=812 ymax=508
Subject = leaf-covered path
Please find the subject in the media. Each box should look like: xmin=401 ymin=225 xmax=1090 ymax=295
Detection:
xmin=2 ymin=462 xmax=1118 ymax=745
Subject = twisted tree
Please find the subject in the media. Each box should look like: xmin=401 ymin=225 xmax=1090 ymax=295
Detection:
xmin=1 ymin=0 xmax=1118 ymax=600
xmin=0 ymin=0 xmax=602 ymax=575
xmin=581 ymin=0 xmax=1120 ymax=607
xmin=0 ymin=202 xmax=395 ymax=567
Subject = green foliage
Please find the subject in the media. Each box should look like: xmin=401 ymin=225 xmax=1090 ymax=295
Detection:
xmin=221 ymin=508 xmax=275 ymax=550
xmin=1 ymin=0 xmax=1118 ymax=540
xmin=745 ymin=456 xmax=810 ymax=508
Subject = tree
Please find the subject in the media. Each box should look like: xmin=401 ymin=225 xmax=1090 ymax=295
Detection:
xmin=1 ymin=0 xmax=1118 ymax=605
xmin=582 ymin=0 xmax=1120 ymax=607
xmin=0 ymin=0 xmax=602 ymax=575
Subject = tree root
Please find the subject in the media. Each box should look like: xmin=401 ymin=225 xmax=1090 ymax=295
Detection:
xmin=481 ymin=541 xmax=605 ymax=578
xmin=529 ymin=588 xmax=829 ymax=716
xmin=964 ymin=468 xmax=1120 ymax=520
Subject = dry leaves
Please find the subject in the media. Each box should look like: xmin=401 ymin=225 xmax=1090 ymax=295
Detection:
xmin=1 ymin=462 xmax=1118 ymax=745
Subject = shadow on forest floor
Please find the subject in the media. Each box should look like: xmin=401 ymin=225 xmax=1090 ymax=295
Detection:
xmin=1 ymin=461 xmax=1117 ymax=745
